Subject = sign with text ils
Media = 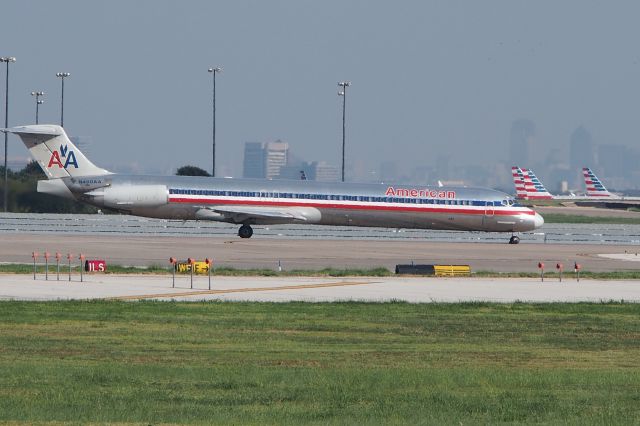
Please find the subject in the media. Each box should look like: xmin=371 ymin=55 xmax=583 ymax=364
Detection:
xmin=85 ymin=260 xmax=107 ymax=272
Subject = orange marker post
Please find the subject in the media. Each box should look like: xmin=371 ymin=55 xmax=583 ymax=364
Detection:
xmin=31 ymin=251 xmax=39 ymax=280
xmin=79 ymin=254 xmax=86 ymax=283
xmin=205 ymin=258 xmax=212 ymax=290
xmin=538 ymin=262 xmax=544 ymax=282
xmin=556 ymin=263 xmax=563 ymax=282
xmin=169 ymin=257 xmax=177 ymax=288
xmin=188 ymin=258 xmax=195 ymax=289
xmin=44 ymin=252 xmax=50 ymax=281
xmin=55 ymin=252 xmax=62 ymax=281
xmin=67 ymin=253 xmax=73 ymax=282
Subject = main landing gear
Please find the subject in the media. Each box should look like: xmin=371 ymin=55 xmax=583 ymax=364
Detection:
xmin=509 ymin=235 xmax=520 ymax=245
xmin=238 ymin=224 xmax=254 ymax=239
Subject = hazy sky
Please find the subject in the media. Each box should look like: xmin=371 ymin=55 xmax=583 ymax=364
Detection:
xmin=2 ymin=1 xmax=640 ymax=177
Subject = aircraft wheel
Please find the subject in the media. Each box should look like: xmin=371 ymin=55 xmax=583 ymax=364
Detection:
xmin=238 ymin=224 xmax=253 ymax=239
xmin=509 ymin=235 xmax=520 ymax=244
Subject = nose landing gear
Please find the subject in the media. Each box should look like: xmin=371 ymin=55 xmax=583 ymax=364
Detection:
xmin=238 ymin=224 xmax=254 ymax=239
xmin=509 ymin=235 xmax=520 ymax=244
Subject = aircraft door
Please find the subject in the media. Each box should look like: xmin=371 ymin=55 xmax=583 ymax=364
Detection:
xmin=484 ymin=201 xmax=495 ymax=217
xmin=483 ymin=201 xmax=495 ymax=228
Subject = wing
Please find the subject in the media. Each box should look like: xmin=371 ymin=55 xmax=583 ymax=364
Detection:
xmin=195 ymin=205 xmax=318 ymax=224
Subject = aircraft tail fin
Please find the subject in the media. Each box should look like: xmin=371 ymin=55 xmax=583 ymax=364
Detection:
xmin=511 ymin=166 xmax=528 ymax=199
xmin=511 ymin=166 xmax=554 ymax=200
xmin=582 ymin=167 xmax=612 ymax=197
xmin=5 ymin=125 xmax=111 ymax=179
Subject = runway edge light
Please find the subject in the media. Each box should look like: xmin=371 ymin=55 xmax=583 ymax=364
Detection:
xmin=169 ymin=257 xmax=177 ymax=288
xmin=538 ymin=262 xmax=544 ymax=282
xmin=556 ymin=263 xmax=563 ymax=282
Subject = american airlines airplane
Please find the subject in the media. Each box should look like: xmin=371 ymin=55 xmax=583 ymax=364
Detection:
xmin=511 ymin=167 xmax=554 ymax=200
xmin=512 ymin=166 xmax=640 ymax=202
xmin=6 ymin=125 xmax=543 ymax=244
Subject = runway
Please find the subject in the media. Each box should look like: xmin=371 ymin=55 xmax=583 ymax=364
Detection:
xmin=1 ymin=233 xmax=639 ymax=272
xmin=0 ymin=274 xmax=638 ymax=303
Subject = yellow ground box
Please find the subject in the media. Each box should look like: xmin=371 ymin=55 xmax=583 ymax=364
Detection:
xmin=434 ymin=265 xmax=471 ymax=277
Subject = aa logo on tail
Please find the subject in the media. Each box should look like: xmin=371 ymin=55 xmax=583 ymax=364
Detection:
xmin=48 ymin=144 xmax=79 ymax=169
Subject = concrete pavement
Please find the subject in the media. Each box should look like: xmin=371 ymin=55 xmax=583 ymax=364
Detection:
xmin=1 ymin=234 xmax=640 ymax=272
xmin=0 ymin=273 xmax=638 ymax=303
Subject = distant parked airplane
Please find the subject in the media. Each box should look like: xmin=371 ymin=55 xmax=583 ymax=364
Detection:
xmin=5 ymin=125 xmax=543 ymax=243
xmin=511 ymin=167 xmax=554 ymax=200
xmin=582 ymin=167 xmax=613 ymax=197
xmin=512 ymin=166 xmax=640 ymax=202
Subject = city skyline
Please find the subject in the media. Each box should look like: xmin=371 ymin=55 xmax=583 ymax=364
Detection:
xmin=1 ymin=1 xmax=640 ymax=189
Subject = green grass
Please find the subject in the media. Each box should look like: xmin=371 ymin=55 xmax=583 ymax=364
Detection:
xmin=0 ymin=301 xmax=638 ymax=424
xmin=473 ymin=270 xmax=640 ymax=280
xmin=0 ymin=263 xmax=392 ymax=277
xmin=3 ymin=263 xmax=640 ymax=279
xmin=541 ymin=213 xmax=640 ymax=224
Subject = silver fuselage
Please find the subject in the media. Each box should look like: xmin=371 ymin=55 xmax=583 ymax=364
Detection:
xmin=46 ymin=174 xmax=543 ymax=233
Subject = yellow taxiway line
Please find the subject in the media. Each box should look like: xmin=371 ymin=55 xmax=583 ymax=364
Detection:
xmin=109 ymin=280 xmax=377 ymax=300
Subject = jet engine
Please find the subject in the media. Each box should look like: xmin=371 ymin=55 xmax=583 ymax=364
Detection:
xmin=86 ymin=184 xmax=168 ymax=209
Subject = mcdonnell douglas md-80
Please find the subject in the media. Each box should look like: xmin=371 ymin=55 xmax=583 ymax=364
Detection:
xmin=5 ymin=125 xmax=543 ymax=244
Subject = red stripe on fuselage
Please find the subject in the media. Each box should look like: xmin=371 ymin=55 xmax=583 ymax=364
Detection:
xmin=168 ymin=197 xmax=536 ymax=216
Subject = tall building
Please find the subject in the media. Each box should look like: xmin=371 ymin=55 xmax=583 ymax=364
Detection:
xmin=509 ymin=119 xmax=535 ymax=166
xmin=310 ymin=161 xmax=339 ymax=182
xmin=264 ymin=140 xmax=289 ymax=179
xmin=569 ymin=126 xmax=595 ymax=168
xmin=568 ymin=126 xmax=595 ymax=187
xmin=275 ymin=161 xmax=339 ymax=181
xmin=435 ymin=154 xmax=450 ymax=181
xmin=242 ymin=140 xmax=289 ymax=179
xmin=598 ymin=145 xmax=634 ymax=179
xmin=379 ymin=161 xmax=398 ymax=182
xmin=242 ymin=142 xmax=265 ymax=178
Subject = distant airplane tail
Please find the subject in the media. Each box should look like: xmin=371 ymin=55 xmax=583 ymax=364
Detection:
xmin=511 ymin=166 xmax=554 ymax=200
xmin=582 ymin=167 xmax=612 ymax=197
xmin=511 ymin=166 xmax=528 ymax=199
xmin=5 ymin=124 xmax=111 ymax=179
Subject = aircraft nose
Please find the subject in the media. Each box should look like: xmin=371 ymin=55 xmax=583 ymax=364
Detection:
xmin=533 ymin=212 xmax=544 ymax=229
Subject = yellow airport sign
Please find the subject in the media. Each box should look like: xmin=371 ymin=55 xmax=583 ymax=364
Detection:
xmin=176 ymin=261 xmax=210 ymax=274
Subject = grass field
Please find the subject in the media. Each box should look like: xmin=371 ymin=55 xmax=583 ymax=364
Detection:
xmin=3 ymin=263 xmax=640 ymax=280
xmin=0 ymin=301 xmax=638 ymax=424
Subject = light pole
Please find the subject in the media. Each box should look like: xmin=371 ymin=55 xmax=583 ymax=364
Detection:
xmin=1 ymin=56 xmax=16 ymax=213
xmin=338 ymin=81 xmax=351 ymax=182
xmin=31 ymin=91 xmax=45 ymax=124
xmin=55 ymin=72 xmax=70 ymax=127
xmin=208 ymin=67 xmax=222 ymax=177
